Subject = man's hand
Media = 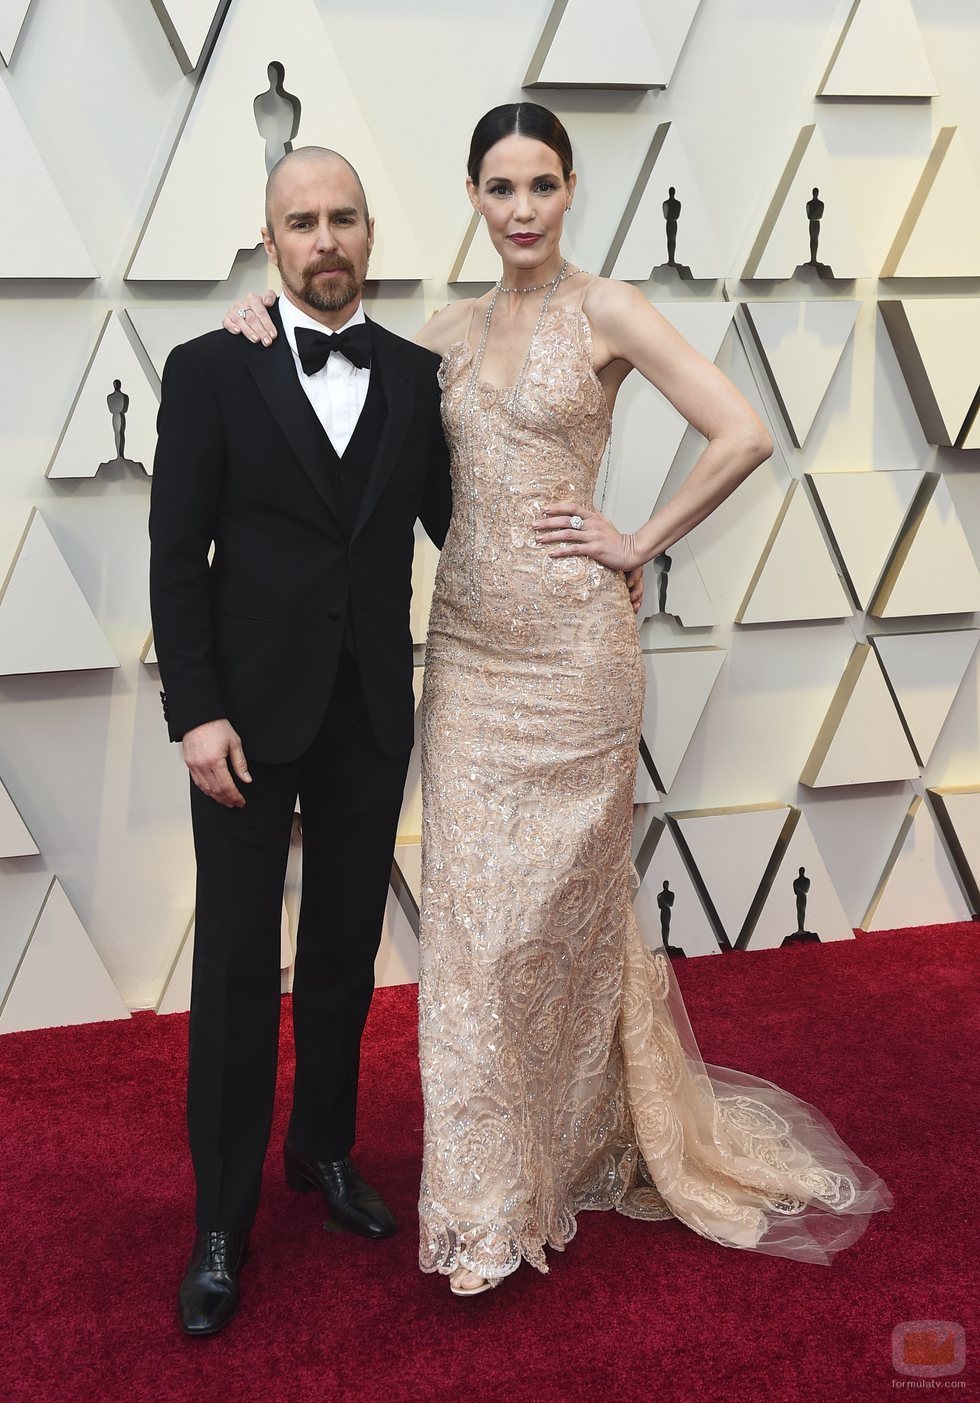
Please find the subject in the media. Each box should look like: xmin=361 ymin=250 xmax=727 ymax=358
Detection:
xmin=182 ymin=719 xmax=251 ymax=808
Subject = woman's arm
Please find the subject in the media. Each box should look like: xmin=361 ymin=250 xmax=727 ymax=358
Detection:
xmin=534 ymin=279 xmax=772 ymax=572
xmin=220 ymin=293 xmax=478 ymax=356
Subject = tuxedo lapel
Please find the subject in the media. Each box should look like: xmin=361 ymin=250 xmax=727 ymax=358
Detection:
xmin=247 ymin=307 xmax=342 ymax=524
xmin=351 ymin=319 xmax=413 ymax=542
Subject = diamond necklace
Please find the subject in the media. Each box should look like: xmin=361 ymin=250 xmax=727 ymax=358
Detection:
xmin=497 ymin=265 xmax=579 ymax=294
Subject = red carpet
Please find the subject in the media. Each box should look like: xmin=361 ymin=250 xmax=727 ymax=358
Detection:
xmin=1 ymin=923 xmax=976 ymax=1403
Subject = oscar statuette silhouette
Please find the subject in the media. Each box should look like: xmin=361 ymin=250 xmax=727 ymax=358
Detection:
xmin=781 ymin=866 xmax=820 ymax=946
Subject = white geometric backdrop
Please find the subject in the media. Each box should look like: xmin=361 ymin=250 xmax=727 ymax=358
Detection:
xmin=1 ymin=0 xmax=978 ymax=1032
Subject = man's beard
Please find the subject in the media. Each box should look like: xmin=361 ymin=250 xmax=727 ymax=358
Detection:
xmin=292 ymin=255 xmax=361 ymax=312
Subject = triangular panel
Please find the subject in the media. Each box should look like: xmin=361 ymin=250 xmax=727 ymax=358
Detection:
xmin=634 ymin=819 xmax=720 ymax=958
xmin=149 ymin=0 xmax=230 ymax=73
xmin=818 ymin=0 xmax=937 ymax=99
xmin=862 ymin=794 xmax=971 ymax=929
xmin=743 ymin=125 xmax=868 ymax=280
xmin=879 ymin=299 xmax=980 ymax=447
xmin=670 ymin=804 xmax=790 ymax=949
xmin=140 ymin=630 xmax=157 ymax=665
xmin=872 ymin=629 xmax=979 ymax=765
xmin=603 ymin=302 xmax=735 ymax=531
xmin=0 ymin=510 xmax=119 ymax=676
xmin=800 ymin=643 xmax=920 ymax=787
xmin=0 ymin=0 xmax=32 ymax=64
xmin=882 ymin=127 xmax=980 ymax=279
xmin=47 ymin=313 xmax=160 ymax=478
xmin=604 ymin=122 xmax=724 ymax=281
xmin=871 ymin=475 xmax=980 ymax=618
xmin=641 ymin=647 xmax=726 ymax=793
xmin=0 ymin=774 xmax=38 ymax=857
xmin=743 ymin=300 xmax=859 ymax=446
xmin=807 ymin=470 xmax=922 ymax=609
xmin=0 ymin=878 xmax=130 ymax=1033
xmin=0 ymin=81 xmax=96 ymax=276
xmin=745 ymin=810 xmax=854 ymax=950
xmin=737 ymin=480 xmax=852 ymax=624
xmin=525 ymin=0 xmax=666 ymax=89
xmin=928 ymin=787 xmax=980 ymax=915
xmin=128 ymin=0 xmax=425 ymax=281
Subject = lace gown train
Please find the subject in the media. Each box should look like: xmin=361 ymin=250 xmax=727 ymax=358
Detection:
xmin=416 ymin=284 xmax=893 ymax=1281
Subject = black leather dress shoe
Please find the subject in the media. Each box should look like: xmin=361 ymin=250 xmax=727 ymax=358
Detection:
xmin=178 ymin=1229 xmax=249 ymax=1336
xmin=284 ymin=1145 xmax=396 ymax=1238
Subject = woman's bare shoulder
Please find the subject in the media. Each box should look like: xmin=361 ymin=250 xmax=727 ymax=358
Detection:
xmin=413 ymin=297 xmax=482 ymax=355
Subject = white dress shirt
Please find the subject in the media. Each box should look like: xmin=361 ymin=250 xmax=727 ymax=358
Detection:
xmin=277 ymin=295 xmax=371 ymax=457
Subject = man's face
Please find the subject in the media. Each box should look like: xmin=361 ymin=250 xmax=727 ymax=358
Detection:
xmin=262 ymin=157 xmax=375 ymax=323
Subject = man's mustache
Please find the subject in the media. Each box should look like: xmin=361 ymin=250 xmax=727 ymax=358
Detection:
xmin=304 ymin=256 xmax=356 ymax=278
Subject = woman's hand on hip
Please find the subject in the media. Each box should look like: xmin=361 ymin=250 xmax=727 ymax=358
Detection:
xmin=222 ymin=291 xmax=278 ymax=345
xmin=533 ymin=500 xmax=642 ymax=576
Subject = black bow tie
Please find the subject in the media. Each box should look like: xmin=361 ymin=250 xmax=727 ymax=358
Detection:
xmin=295 ymin=323 xmax=372 ymax=376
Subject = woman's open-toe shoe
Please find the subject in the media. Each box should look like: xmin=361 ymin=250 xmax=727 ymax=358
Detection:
xmin=449 ymin=1267 xmax=499 ymax=1297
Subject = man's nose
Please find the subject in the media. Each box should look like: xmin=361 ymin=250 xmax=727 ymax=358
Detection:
xmin=314 ymin=221 xmax=337 ymax=251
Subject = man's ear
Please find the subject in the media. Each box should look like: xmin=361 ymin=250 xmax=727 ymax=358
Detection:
xmin=366 ymin=215 xmax=375 ymax=262
xmin=261 ymin=226 xmax=279 ymax=265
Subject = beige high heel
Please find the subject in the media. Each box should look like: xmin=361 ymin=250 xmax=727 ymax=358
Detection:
xmin=449 ymin=1267 xmax=498 ymax=1297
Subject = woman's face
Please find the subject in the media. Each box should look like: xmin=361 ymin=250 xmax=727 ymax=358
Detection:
xmin=467 ymin=134 xmax=575 ymax=273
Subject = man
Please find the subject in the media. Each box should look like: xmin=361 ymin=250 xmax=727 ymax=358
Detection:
xmin=149 ymin=147 xmax=452 ymax=1336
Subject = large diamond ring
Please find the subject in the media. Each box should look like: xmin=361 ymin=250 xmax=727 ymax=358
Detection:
xmin=238 ymin=307 xmax=250 ymax=319
xmin=570 ymin=515 xmax=585 ymax=530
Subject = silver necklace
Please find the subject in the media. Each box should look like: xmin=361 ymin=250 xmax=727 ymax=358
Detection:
xmin=497 ymin=266 xmax=578 ymax=294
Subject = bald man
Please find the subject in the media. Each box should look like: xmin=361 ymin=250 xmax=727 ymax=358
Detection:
xmin=149 ymin=148 xmax=451 ymax=1335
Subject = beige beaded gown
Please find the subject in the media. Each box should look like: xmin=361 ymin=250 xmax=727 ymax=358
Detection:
xmin=417 ymin=281 xmax=892 ymax=1283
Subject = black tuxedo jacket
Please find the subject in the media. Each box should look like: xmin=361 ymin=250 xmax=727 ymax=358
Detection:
xmin=148 ymin=302 xmax=451 ymax=762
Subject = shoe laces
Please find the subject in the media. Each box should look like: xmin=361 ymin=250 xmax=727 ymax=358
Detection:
xmin=202 ymin=1231 xmax=233 ymax=1270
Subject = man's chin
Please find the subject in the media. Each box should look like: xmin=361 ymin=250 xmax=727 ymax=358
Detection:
xmin=298 ymin=277 xmax=359 ymax=314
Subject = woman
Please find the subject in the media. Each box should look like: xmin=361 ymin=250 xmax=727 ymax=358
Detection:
xmin=224 ymin=103 xmax=892 ymax=1297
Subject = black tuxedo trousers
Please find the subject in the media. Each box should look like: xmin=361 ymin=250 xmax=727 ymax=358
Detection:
xmin=188 ymin=647 xmax=409 ymax=1229
xmin=149 ymin=306 xmax=451 ymax=1229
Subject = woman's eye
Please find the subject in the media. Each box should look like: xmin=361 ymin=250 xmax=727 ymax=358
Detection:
xmin=489 ymin=184 xmax=510 ymax=196
xmin=535 ymin=182 xmax=559 ymax=193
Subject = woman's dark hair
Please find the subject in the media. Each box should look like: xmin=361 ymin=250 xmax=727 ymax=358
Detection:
xmin=466 ymin=103 xmax=574 ymax=185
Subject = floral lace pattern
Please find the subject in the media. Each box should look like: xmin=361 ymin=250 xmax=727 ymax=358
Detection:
xmin=417 ymin=282 xmax=893 ymax=1281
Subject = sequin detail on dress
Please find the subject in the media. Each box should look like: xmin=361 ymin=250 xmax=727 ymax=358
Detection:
xmin=417 ymin=286 xmax=892 ymax=1282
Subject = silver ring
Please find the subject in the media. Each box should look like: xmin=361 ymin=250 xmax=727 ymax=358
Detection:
xmin=569 ymin=515 xmax=585 ymax=531
xmin=237 ymin=307 xmax=250 ymax=319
